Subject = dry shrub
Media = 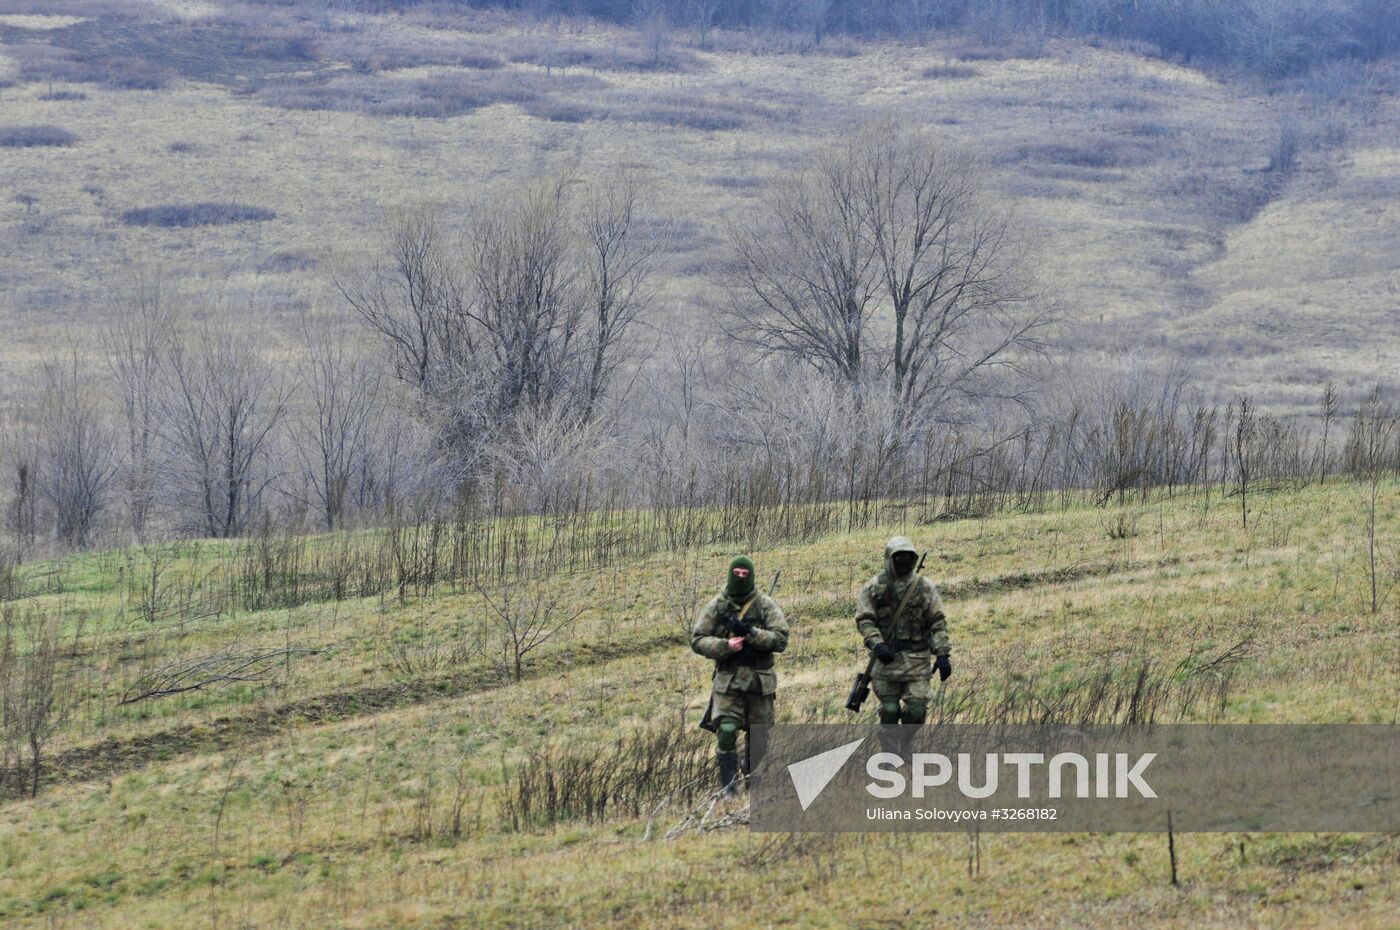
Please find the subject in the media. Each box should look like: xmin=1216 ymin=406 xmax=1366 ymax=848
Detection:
xmin=922 ymin=63 xmax=978 ymax=79
xmin=10 ymin=42 xmax=174 ymax=90
xmin=0 ymin=604 xmax=76 ymax=798
xmin=1101 ymin=508 xmax=1141 ymax=540
xmin=500 ymin=34 xmax=701 ymax=73
xmin=933 ymin=638 xmax=1252 ymax=727
xmin=260 ymin=71 xmax=605 ymax=119
xmin=502 ymin=723 xmax=711 ymax=830
xmin=1013 ymin=142 xmax=1127 ymax=169
xmin=35 ymin=89 xmax=87 ymax=101
xmin=0 ymin=125 xmax=77 ymax=148
xmin=317 ymin=31 xmax=504 ymax=72
xmin=256 ymin=251 xmax=318 ymax=274
xmin=119 ymin=203 xmax=276 ymax=228
xmin=530 ymin=90 xmax=792 ymax=132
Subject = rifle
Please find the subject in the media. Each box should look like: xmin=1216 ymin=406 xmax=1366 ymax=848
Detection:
xmin=844 ymin=655 xmax=878 ymax=714
xmin=846 ymin=553 xmax=926 ymax=713
xmin=700 ymin=569 xmax=781 ymax=732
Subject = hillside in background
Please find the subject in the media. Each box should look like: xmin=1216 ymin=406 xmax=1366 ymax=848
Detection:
xmin=1 ymin=2 xmax=1398 ymax=413
xmin=2 ymin=7 xmax=1398 ymax=926
xmin=0 ymin=478 xmax=1396 ymax=927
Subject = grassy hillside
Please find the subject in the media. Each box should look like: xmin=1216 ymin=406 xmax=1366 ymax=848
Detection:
xmin=0 ymin=478 xmax=1395 ymax=928
xmin=1 ymin=3 xmax=1398 ymax=411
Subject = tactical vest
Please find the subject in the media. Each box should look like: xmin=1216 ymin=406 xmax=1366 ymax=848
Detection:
xmin=870 ymin=576 xmax=933 ymax=651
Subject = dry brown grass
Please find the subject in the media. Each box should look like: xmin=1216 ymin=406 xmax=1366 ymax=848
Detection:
xmin=0 ymin=480 xmax=1395 ymax=927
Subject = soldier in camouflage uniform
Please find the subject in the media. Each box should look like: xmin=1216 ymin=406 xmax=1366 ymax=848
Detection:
xmin=691 ymin=555 xmax=789 ymax=793
xmin=855 ymin=536 xmax=952 ymax=727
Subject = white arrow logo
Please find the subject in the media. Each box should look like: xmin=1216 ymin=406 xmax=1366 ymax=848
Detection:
xmin=787 ymin=738 xmax=866 ymax=811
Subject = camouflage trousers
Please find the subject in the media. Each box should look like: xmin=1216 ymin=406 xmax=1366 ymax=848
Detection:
xmin=710 ymin=687 xmax=772 ymax=756
xmin=711 ymin=687 xmax=775 ymax=729
xmin=872 ymin=676 xmax=931 ymax=724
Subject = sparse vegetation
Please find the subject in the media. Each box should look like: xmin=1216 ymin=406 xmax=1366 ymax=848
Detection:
xmin=118 ymin=203 xmax=277 ymax=228
xmin=0 ymin=4 xmax=1397 ymax=925
xmin=0 ymin=124 xmax=76 ymax=148
xmin=1014 ymin=141 xmax=1129 ymax=169
xmin=922 ymin=63 xmax=978 ymax=79
xmin=257 ymin=71 xmax=578 ymax=119
xmin=0 ymin=478 xmax=1393 ymax=926
xmin=1 ymin=0 xmax=1394 ymax=420
xmin=255 ymin=251 xmax=317 ymax=274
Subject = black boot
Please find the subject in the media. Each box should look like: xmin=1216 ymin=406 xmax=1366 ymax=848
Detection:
xmin=717 ymin=751 xmax=740 ymax=796
xmin=896 ymin=723 xmax=918 ymax=758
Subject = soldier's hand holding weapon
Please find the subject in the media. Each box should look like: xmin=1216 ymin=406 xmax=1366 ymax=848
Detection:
xmin=723 ymin=613 xmax=751 ymax=652
xmin=722 ymin=612 xmax=755 ymax=637
xmin=872 ymin=642 xmax=897 ymax=664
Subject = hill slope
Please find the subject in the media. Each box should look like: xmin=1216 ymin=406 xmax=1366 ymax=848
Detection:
xmin=0 ymin=480 xmax=1396 ymax=927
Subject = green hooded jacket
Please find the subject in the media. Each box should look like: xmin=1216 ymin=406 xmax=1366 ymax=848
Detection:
xmin=854 ymin=536 xmax=950 ymax=682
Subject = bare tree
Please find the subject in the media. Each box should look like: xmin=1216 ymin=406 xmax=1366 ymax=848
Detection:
xmin=477 ymin=578 xmax=588 ymax=681
xmin=684 ymin=0 xmax=725 ymax=47
xmin=1346 ymin=387 xmax=1398 ymax=613
xmin=294 ymin=319 xmax=387 ymax=530
xmin=158 ymin=324 xmax=290 ymax=538
xmin=466 ymin=174 xmax=584 ymax=424
xmin=796 ymin=0 xmax=834 ymax=44
xmin=1 ymin=605 xmax=72 ymax=797
xmin=722 ymin=153 xmax=879 ymax=392
xmin=1231 ymin=396 xmax=1256 ymax=529
xmin=34 ymin=353 xmax=118 ymax=549
xmin=487 ymin=401 xmax=620 ymax=507
xmin=721 ymin=124 xmax=1053 ymax=424
xmin=633 ymin=0 xmax=672 ymax=67
xmin=858 ymin=126 xmax=1051 ymax=418
xmin=1 ymin=408 xmax=40 ymax=559
xmin=350 ymin=170 xmax=656 ymax=477
xmin=578 ymin=170 xmax=659 ymax=421
xmin=0 ymin=611 xmax=13 ymax=789
xmin=1318 ymin=380 xmax=1339 ymax=483
xmin=105 ymin=268 xmax=176 ymax=539
xmin=337 ymin=207 xmax=457 ymax=393
xmin=1228 ymin=0 xmax=1353 ymax=77
xmin=121 ymin=644 xmax=309 ymax=704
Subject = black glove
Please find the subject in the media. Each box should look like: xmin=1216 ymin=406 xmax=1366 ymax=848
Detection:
xmin=872 ymin=642 xmax=897 ymax=665
xmin=723 ymin=613 xmax=754 ymax=637
xmin=935 ymin=654 xmax=953 ymax=681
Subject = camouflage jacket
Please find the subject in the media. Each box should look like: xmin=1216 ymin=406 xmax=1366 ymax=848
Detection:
xmin=691 ymin=592 xmax=789 ymax=695
xmin=855 ymin=573 xmax=950 ymax=682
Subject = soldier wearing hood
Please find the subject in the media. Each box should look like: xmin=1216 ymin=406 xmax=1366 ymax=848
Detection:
xmin=854 ymin=536 xmax=953 ymax=725
xmin=691 ymin=555 xmax=790 ymax=793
